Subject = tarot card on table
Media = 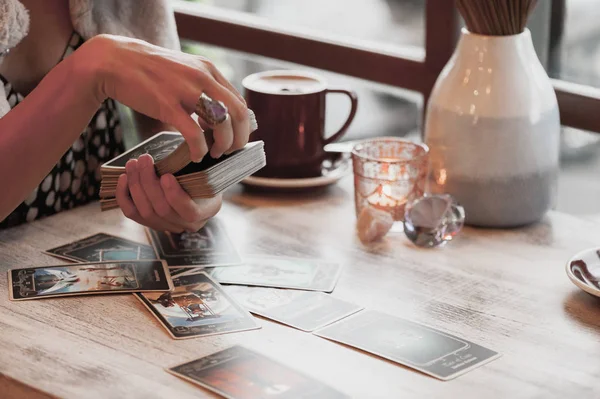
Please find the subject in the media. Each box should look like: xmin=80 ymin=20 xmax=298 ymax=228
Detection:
xmin=225 ymin=285 xmax=363 ymax=332
xmin=45 ymin=233 xmax=156 ymax=263
xmin=8 ymin=260 xmax=172 ymax=301
xmin=167 ymin=345 xmax=349 ymax=399
xmin=207 ymin=256 xmax=342 ymax=293
xmin=146 ymin=219 xmax=241 ymax=268
xmin=136 ymin=272 xmax=259 ymax=339
xmin=314 ymin=310 xmax=500 ymax=381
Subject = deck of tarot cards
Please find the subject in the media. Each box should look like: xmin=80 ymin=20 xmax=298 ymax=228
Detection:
xmin=99 ymin=130 xmax=265 ymax=211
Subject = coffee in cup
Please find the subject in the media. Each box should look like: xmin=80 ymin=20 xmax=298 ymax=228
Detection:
xmin=243 ymin=70 xmax=358 ymax=179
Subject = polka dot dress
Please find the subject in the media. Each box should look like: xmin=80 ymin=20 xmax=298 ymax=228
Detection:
xmin=0 ymin=32 xmax=124 ymax=228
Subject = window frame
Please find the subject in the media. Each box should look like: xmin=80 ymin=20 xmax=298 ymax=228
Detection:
xmin=173 ymin=0 xmax=600 ymax=134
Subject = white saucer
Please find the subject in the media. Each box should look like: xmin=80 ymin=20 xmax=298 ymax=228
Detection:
xmin=566 ymin=247 xmax=600 ymax=298
xmin=242 ymin=158 xmax=351 ymax=189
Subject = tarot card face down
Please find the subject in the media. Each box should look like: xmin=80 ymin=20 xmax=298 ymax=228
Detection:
xmin=147 ymin=219 xmax=241 ymax=268
xmin=314 ymin=310 xmax=500 ymax=381
xmin=168 ymin=346 xmax=349 ymax=399
xmin=8 ymin=260 xmax=172 ymax=301
xmin=225 ymin=286 xmax=363 ymax=332
xmin=45 ymin=233 xmax=156 ymax=263
xmin=136 ymin=272 xmax=259 ymax=339
xmin=207 ymin=256 xmax=342 ymax=293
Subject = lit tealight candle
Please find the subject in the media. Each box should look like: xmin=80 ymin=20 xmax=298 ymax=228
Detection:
xmin=367 ymin=184 xmax=403 ymax=217
xmin=352 ymin=138 xmax=428 ymax=223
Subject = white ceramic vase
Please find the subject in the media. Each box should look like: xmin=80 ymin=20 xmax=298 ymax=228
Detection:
xmin=424 ymin=28 xmax=560 ymax=227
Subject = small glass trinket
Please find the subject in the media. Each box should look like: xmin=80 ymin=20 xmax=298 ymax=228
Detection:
xmin=403 ymin=194 xmax=465 ymax=248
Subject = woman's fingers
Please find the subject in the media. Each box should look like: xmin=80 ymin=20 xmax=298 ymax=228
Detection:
xmin=89 ymin=36 xmax=251 ymax=162
xmin=210 ymin=115 xmax=234 ymax=159
xmin=117 ymin=161 xmax=223 ymax=233
xmin=201 ymin=79 xmax=250 ymax=155
xmin=206 ymin=62 xmax=246 ymax=105
xmin=160 ymin=174 xmax=222 ymax=231
xmin=116 ymin=173 xmax=174 ymax=232
xmin=228 ymin=115 xmax=250 ymax=154
xmin=124 ymin=159 xmax=184 ymax=233
xmin=160 ymin=173 xmax=204 ymax=224
xmin=168 ymin=106 xmax=208 ymax=163
xmin=137 ymin=154 xmax=177 ymax=219
xmin=115 ymin=174 xmax=142 ymax=223
xmin=125 ymin=160 xmax=153 ymax=220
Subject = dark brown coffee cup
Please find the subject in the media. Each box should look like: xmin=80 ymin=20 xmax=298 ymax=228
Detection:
xmin=243 ymin=70 xmax=358 ymax=178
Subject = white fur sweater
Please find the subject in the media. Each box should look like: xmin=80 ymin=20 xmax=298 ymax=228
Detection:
xmin=0 ymin=0 xmax=180 ymax=116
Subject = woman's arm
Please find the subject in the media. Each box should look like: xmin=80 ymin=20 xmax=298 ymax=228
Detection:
xmin=0 ymin=34 xmax=250 ymax=228
xmin=0 ymin=42 xmax=102 ymax=221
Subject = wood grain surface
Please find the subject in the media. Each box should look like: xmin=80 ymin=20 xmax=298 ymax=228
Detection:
xmin=1 ymin=176 xmax=600 ymax=398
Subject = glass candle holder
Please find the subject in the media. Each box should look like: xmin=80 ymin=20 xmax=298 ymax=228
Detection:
xmin=352 ymin=138 xmax=429 ymax=221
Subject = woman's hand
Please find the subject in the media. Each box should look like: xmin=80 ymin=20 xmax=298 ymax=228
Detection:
xmin=81 ymin=34 xmax=251 ymax=161
xmin=115 ymin=154 xmax=222 ymax=233
xmin=78 ymin=34 xmax=247 ymax=229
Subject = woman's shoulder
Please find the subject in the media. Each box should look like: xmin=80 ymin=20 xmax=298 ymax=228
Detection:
xmin=0 ymin=0 xmax=30 ymax=55
xmin=71 ymin=0 xmax=180 ymax=50
xmin=0 ymin=0 xmax=180 ymax=56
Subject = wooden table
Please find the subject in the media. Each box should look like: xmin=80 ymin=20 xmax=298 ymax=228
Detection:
xmin=2 ymin=176 xmax=600 ymax=398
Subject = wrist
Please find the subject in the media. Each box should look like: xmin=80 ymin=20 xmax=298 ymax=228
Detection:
xmin=71 ymin=35 xmax=115 ymax=105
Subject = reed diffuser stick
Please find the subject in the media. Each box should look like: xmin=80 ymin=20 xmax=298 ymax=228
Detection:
xmin=456 ymin=0 xmax=539 ymax=36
